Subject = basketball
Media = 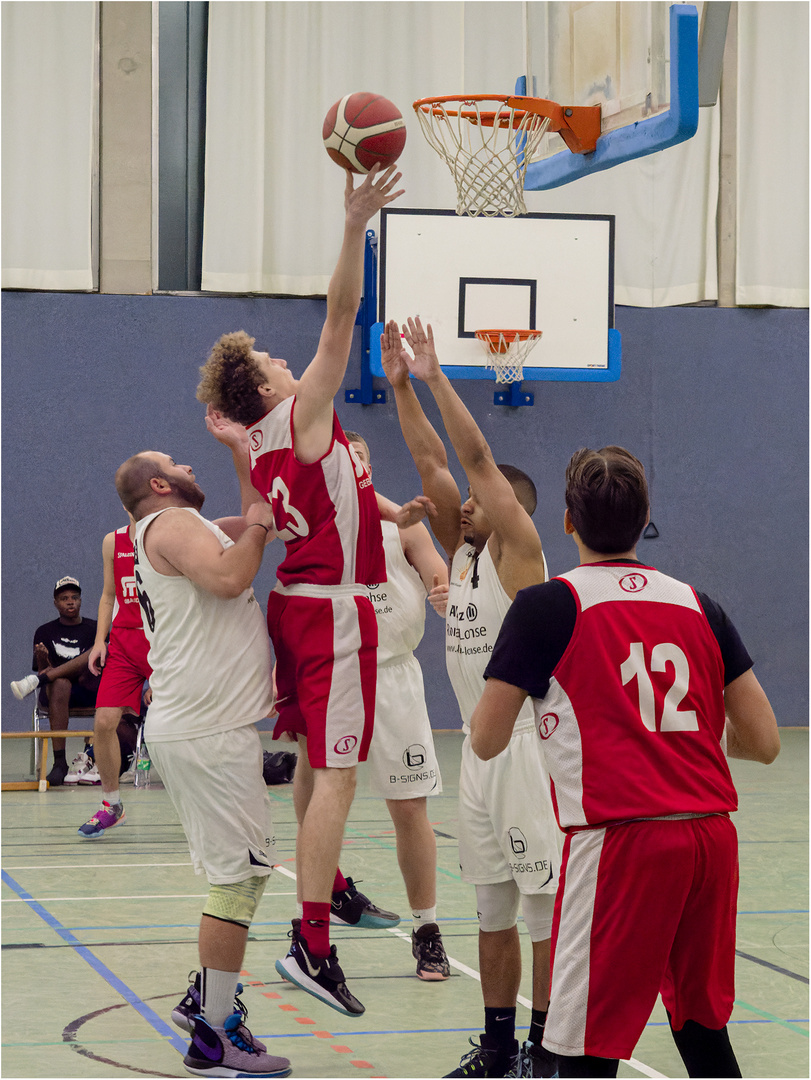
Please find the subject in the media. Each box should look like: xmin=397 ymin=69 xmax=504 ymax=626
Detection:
xmin=322 ymin=92 xmax=406 ymax=174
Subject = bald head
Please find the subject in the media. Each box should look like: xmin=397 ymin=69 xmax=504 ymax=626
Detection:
xmin=115 ymin=452 xmax=205 ymax=520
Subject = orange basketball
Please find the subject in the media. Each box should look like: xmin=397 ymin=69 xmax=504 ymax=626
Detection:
xmin=322 ymin=92 xmax=406 ymax=174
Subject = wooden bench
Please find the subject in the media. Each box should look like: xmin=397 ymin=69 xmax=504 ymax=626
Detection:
xmin=2 ymin=730 xmax=95 ymax=792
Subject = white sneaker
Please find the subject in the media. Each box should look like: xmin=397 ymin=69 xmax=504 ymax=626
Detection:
xmin=119 ymin=766 xmax=136 ymax=785
xmin=64 ymin=751 xmax=93 ymax=785
xmin=78 ymin=761 xmax=101 ymax=785
xmin=10 ymin=674 xmax=40 ymax=700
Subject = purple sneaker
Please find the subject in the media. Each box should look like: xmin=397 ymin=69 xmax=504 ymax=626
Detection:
xmin=77 ymin=801 xmax=125 ymax=839
xmin=182 ymin=1011 xmax=291 ymax=1077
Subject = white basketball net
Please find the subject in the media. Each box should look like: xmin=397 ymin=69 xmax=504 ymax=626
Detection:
xmin=415 ymin=98 xmax=551 ymax=217
xmin=476 ymin=331 xmax=543 ymax=383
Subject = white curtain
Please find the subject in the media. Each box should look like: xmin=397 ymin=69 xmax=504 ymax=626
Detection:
xmin=1 ymin=2 xmax=97 ymax=291
xmin=202 ymin=1 xmax=805 ymax=309
xmin=737 ymin=2 xmax=809 ymax=307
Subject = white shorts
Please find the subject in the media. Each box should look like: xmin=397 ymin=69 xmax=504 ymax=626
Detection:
xmin=458 ymin=729 xmax=561 ymax=893
xmin=362 ymin=655 xmax=442 ymax=799
xmin=149 ymin=725 xmax=275 ymax=885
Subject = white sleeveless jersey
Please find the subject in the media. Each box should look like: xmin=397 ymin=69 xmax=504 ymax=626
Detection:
xmin=446 ymin=542 xmax=547 ymax=735
xmin=369 ymin=520 xmax=426 ymax=664
xmin=134 ymin=507 xmax=274 ymax=742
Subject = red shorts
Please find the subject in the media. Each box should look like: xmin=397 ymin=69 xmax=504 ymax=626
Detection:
xmin=95 ymin=627 xmax=152 ymax=714
xmin=267 ymin=588 xmax=377 ymax=769
xmin=545 ymin=814 xmax=738 ymax=1060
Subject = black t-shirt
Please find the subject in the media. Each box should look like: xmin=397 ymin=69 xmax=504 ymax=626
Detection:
xmin=32 ymin=618 xmax=98 ymax=670
xmin=485 ymin=562 xmax=753 ymax=699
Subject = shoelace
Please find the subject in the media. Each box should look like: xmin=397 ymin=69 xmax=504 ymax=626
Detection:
xmin=224 ymin=1015 xmax=259 ymax=1055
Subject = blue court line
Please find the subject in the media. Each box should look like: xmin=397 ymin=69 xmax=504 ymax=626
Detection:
xmin=1 ymin=869 xmax=189 ymax=1056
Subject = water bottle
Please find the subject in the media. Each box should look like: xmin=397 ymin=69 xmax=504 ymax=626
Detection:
xmin=134 ymin=742 xmax=151 ymax=789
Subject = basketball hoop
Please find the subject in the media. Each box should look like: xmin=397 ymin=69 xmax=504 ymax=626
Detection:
xmin=413 ymin=94 xmax=601 ymax=217
xmin=475 ymin=329 xmax=543 ymax=383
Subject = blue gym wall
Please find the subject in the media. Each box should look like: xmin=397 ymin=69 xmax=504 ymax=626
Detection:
xmin=2 ymin=292 xmax=807 ymax=732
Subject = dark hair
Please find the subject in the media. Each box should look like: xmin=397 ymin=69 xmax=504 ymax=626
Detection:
xmin=196 ymin=331 xmax=267 ymax=426
xmin=497 ymin=464 xmax=537 ymax=516
xmin=115 ymin=453 xmax=169 ymax=519
xmin=565 ymin=446 xmax=648 ymax=553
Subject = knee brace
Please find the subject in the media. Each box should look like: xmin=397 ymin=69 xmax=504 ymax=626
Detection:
xmin=520 ymin=890 xmax=556 ymax=941
xmin=475 ymin=880 xmax=520 ymax=933
xmin=202 ymin=875 xmax=268 ymax=928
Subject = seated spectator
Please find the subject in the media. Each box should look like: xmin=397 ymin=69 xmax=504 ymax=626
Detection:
xmin=10 ymin=576 xmax=101 ymax=785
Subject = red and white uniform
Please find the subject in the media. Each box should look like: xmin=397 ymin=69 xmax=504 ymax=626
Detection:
xmin=249 ymin=397 xmax=385 ymax=768
xmin=486 ymin=561 xmax=748 ymax=1059
xmin=96 ymin=526 xmax=151 ymax=713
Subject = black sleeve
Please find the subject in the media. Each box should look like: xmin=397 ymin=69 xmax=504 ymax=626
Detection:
xmin=696 ymin=591 xmax=754 ymax=685
xmin=484 ymin=579 xmax=577 ymax=699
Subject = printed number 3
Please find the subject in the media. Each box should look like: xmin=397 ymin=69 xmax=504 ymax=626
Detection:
xmin=620 ymin=642 xmax=699 ymax=732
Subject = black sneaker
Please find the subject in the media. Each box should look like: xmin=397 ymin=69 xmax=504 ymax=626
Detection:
xmin=444 ymin=1034 xmax=518 ymax=1078
xmin=330 ymin=877 xmax=401 ymax=928
xmin=46 ymin=759 xmax=69 ymax=787
xmin=412 ymin=922 xmax=451 ymax=980
xmin=171 ymin=970 xmax=264 ymax=1048
xmin=507 ymin=1039 xmax=558 ymax=1078
xmin=275 ymin=918 xmax=365 ymax=1016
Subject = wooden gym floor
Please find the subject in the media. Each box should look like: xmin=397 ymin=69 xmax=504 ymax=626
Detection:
xmin=2 ymin=729 xmax=807 ymax=1079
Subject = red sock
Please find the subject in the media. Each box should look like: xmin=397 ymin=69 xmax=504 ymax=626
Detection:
xmin=332 ymin=868 xmax=348 ymax=893
xmin=301 ymin=901 xmax=331 ymax=958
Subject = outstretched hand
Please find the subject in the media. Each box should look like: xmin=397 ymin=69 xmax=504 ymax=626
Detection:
xmin=380 ymin=319 xmax=410 ymax=387
xmin=401 ymin=317 xmax=441 ymax=382
xmin=205 ymin=404 xmax=248 ymax=451
xmin=344 ymin=163 xmax=404 ymax=227
xmin=394 ymin=495 xmax=438 ymax=529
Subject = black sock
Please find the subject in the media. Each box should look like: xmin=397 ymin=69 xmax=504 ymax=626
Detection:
xmin=668 ymin=1015 xmax=741 ymax=1078
xmin=529 ymin=1007 xmax=548 ymax=1046
xmin=52 ymin=748 xmax=67 ymax=764
xmin=557 ymin=1054 xmax=619 ymax=1077
xmin=484 ymin=1006 xmax=516 ymax=1052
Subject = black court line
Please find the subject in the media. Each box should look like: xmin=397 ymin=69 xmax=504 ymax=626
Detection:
xmin=736 ymin=949 xmax=809 ymax=984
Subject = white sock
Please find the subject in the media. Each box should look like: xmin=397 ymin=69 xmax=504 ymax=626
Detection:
xmin=412 ymin=906 xmax=437 ymax=930
xmin=200 ymin=967 xmax=239 ymax=1028
xmin=103 ymin=790 xmax=121 ymax=807
xmin=296 ymin=902 xmax=303 ymax=920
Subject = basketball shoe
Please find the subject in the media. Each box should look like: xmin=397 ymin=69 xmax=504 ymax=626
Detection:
xmin=182 ymin=1011 xmax=291 ymax=1078
xmin=444 ymin=1035 xmax=520 ymax=1078
xmin=330 ymin=877 xmax=400 ymax=929
xmin=77 ymin=801 xmax=125 ymax=839
xmin=412 ymin=922 xmax=450 ymax=980
xmin=78 ymin=760 xmax=101 ymax=785
xmin=10 ymin=673 xmax=40 ymax=700
xmin=63 ymin=750 xmax=94 ymax=785
xmin=172 ymin=971 xmax=264 ymax=1049
xmin=507 ymin=1039 xmax=558 ymax=1077
xmin=275 ymin=919 xmax=365 ymax=1016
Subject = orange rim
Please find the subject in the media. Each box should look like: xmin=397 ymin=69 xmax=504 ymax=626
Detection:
xmin=475 ymin=329 xmax=543 ymax=354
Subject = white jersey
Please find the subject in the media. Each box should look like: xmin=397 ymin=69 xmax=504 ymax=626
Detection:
xmin=369 ymin=520 xmax=426 ymax=663
xmin=446 ymin=542 xmax=546 ymax=735
xmin=134 ymin=507 xmax=274 ymax=742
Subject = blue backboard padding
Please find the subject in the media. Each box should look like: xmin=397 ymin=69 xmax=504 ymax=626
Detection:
xmin=523 ymin=4 xmax=699 ymax=192
xmin=369 ymin=325 xmax=621 ymax=383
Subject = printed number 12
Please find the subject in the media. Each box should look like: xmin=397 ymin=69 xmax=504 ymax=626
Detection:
xmin=620 ymin=642 xmax=699 ymax=732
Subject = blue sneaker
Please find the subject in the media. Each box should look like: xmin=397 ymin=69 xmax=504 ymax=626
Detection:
xmin=172 ymin=971 xmax=262 ymax=1047
xmin=330 ymin=877 xmax=400 ymax=928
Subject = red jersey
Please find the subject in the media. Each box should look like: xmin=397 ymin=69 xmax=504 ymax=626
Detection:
xmin=112 ymin=526 xmax=142 ymax=630
xmin=247 ymin=397 xmax=385 ymax=589
xmin=493 ymin=563 xmax=739 ymax=829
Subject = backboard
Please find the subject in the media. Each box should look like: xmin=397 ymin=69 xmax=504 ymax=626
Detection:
xmin=516 ymin=2 xmax=726 ymax=190
xmin=369 ymin=208 xmax=620 ymax=385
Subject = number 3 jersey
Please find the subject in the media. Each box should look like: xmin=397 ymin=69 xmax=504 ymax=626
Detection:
xmin=247 ymin=397 xmax=385 ymax=589
xmin=485 ymin=561 xmax=750 ymax=829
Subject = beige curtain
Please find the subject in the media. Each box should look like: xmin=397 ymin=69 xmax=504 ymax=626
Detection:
xmin=1 ymin=2 xmax=97 ymax=290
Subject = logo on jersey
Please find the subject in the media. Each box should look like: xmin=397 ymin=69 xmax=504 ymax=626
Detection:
xmin=403 ymin=744 xmax=426 ymax=769
xmin=334 ymin=735 xmax=358 ymax=755
xmin=250 ymin=430 xmax=263 ymax=452
xmin=270 ymin=478 xmax=309 ymax=541
xmin=508 ymin=828 xmax=527 ymax=856
xmin=121 ymin=574 xmax=138 ymax=602
xmin=538 ymin=713 xmax=559 ymax=739
xmin=619 ymin=572 xmax=648 ymax=593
